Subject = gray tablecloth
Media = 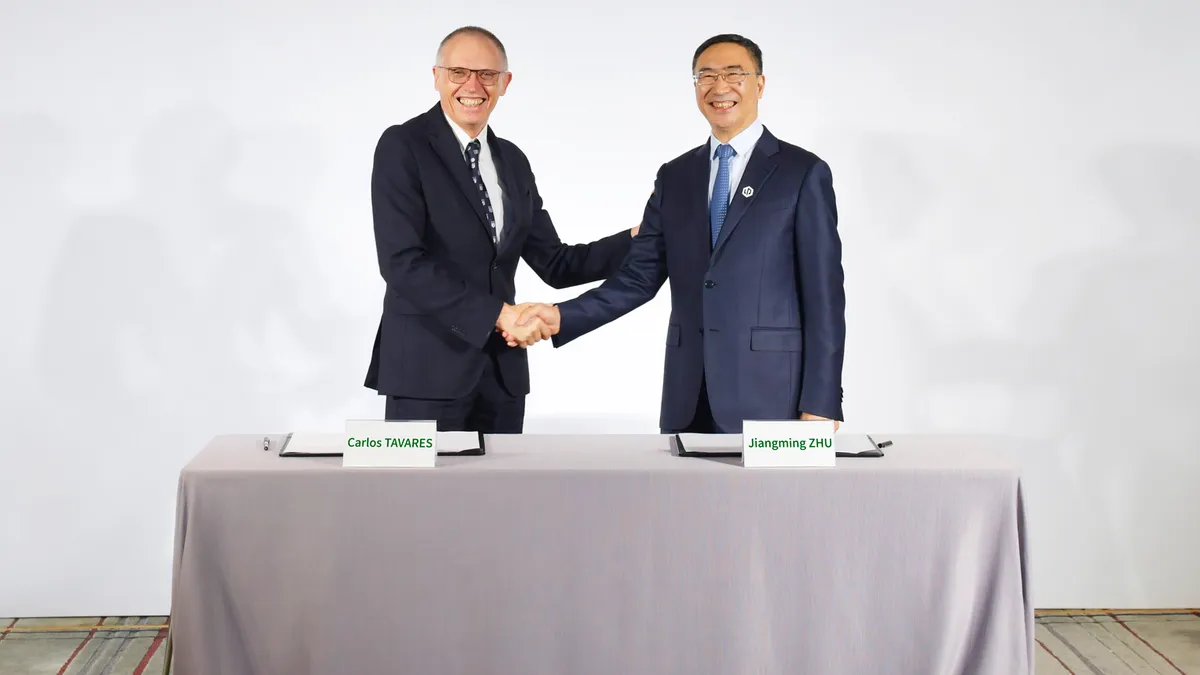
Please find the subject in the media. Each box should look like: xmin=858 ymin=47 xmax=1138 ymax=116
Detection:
xmin=169 ymin=433 xmax=1033 ymax=675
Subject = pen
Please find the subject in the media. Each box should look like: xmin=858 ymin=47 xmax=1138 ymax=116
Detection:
xmin=866 ymin=434 xmax=893 ymax=449
xmin=263 ymin=436 xmax=270 ymax=451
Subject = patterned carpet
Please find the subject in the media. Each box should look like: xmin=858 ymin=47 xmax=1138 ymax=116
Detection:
xmin=2 ymin=611 xmax=1198 ymax=674
xmin=1036 ymin=610 xmax=1200 ymax=674
xmin=0 ymin=617 xmax=168 ymax=675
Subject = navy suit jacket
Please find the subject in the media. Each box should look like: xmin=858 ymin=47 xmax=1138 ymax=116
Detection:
xmin=553 ymin=127 xmax=846 ymax=432
xmin=364 ymin=103 xmax=632 ymax=400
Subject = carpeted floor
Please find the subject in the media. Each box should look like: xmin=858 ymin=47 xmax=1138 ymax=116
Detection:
xmin=0 ymin=617 xmax=168 ymax=675
xmin=2 ymin=611 xmax=1198 ymax=674
xmin=1035 ymin=610 xmax=1200 ymax=673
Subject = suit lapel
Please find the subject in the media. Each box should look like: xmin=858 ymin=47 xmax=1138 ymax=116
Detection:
xmin=488 ymin=129 xmax=523 ymax=256
xmin=425 ymin=106 xmax=495 ymax=248
xmin=687 ymin=143 xmax=713 ymax=262
xmin=712 ymin=130 xmax=780 ymax=259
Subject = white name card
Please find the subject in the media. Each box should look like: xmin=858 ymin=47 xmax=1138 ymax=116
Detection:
xmin=343 ymin=420 xmax=437 ymax=468
xmin=742 ymin=420 xmax=836 ymax=468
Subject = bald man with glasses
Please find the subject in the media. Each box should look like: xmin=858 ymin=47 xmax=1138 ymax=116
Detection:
xmin=363 ymin=25 xmax=637 ymax=432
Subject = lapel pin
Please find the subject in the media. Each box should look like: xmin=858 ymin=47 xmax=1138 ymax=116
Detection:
xmin=742 ymin=186 xmax=754 ymax=198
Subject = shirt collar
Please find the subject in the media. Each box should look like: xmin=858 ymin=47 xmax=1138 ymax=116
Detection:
xmin=709 ymin=118 xmax=763 ymax=159
xmin=444 ymin=111 xmax=488 ymax=154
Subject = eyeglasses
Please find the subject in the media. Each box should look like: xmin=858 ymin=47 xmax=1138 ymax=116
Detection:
xmin=693 ymin=71 xmax=757 ymax=86
xmin=437 ymin=66 xmax=505 ymax=85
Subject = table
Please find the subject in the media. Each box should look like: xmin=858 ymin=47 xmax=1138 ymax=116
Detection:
xmin=167 ymin=433 xmax=1033 ymax=675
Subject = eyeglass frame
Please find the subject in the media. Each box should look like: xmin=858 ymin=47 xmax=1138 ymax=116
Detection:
xmin=692 ymin=70 xmax=760 ymax=87
xmin=436 ymin=65 xmax=507 ymax=86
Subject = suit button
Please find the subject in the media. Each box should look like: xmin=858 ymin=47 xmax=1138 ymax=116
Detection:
xmin=704 ymin=280 xmax=715 ymax=288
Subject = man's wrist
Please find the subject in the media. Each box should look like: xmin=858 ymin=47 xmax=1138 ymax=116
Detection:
xmin=496 ymin=302 xmax=514 ymax=328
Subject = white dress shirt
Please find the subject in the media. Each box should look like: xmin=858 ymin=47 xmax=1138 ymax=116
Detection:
xmin=707 ymin=118 xmax=764 ymax=205
xmin=445 ymin=113 xmax=505 ymax=241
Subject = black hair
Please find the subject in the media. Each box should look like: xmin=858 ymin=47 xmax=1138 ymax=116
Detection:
xmin=692 ymin=33 xmax=762 ymax=74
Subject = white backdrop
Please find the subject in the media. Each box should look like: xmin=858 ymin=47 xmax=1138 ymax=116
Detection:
xmin=2 ymin=0 xmax=1198 ymax=617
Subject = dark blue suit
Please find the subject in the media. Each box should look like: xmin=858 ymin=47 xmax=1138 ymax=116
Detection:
xmin=553 ymin=127 xmax=845 ymax=432
xmin=364 ymin=103 xmax=632 ymax=430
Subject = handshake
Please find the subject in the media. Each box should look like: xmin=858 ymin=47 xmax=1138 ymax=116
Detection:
xmin=495 ymin=302 xmax=561 ymax=348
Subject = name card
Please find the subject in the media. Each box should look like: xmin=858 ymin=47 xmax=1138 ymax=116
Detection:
xmin=343 ymin=420 xmax=436 ymax=468
xmin=742 ymin=420 xmax=836 ymax=468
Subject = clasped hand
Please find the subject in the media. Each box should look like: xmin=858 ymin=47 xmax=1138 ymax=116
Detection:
xmin=495 ymin=302 xmax=560 ymax=348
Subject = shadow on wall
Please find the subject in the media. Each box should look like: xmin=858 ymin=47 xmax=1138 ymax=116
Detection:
xmin=937 ymin=143 xmax=1200 ymax=604
xmin=0 ymin=111 xmax=78 ymax=602
xmin=1035 ymin=143 xmax=1200 ymax=603
xmin=0 ymin=112 xmax=73 ymax=359
xmin=835 ymin=132 xmax=956 ymax=431
xmin=834 ymin=129 xmax=1200 ymax=604
xmin=35 ymin=102 xmax=363 ymax=453
xmin=4 ymin=104 xmax=360 ymax=610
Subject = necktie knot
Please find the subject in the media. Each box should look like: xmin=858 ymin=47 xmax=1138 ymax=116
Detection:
xmin=465 ymin=138 xmax=481 ymax=159
xmin=715 ymin=143 xmax=735 ymax=160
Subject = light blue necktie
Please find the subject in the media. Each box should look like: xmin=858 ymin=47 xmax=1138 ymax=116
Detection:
xmin=710 ymin=143 xmax=735 ymax=249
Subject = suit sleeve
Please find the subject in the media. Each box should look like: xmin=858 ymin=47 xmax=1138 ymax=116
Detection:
xmin=551 ymin=167 xmax=669 ymax=346
xmin=795 ymin=159 xmax=846 ymax=420
xmin=371 ymin=126 xmax=503 ymax=349
xmin=520 ymin=170 xmax=633 ymax=289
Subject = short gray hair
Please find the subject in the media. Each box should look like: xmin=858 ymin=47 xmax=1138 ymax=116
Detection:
xmin=436 ymin=26 xmax=508 ymax=70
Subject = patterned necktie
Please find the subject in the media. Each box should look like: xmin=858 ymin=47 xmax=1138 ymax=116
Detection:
xmin=465 ymin=139 xmax=498 ymax=243
xmin=709 ymin=143 xmax=735 ymax=249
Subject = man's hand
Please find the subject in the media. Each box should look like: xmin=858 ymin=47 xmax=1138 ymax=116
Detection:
xmin=631 ymin=225 xmax=640 ymax=237
xmin=800 ymin=412 xmax=840 ymax=432
xmin=495 ymin=303 xmax=551 ymax=348
xmin=499 ymin=303 xmax=560 ymax=347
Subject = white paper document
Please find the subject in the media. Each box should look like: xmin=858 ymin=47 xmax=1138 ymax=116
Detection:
xmin=438 ymin=431 xmax=483 ymax=454
xmin=278 ymin=432 xmax=344 ymax=456
xmin=675 ymin=433 xmax=741 ymax=454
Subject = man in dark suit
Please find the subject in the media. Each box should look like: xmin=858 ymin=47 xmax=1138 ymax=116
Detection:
xmin=364 ymin=25 xmax=636 ymax=432
xmin=508 ymin=34 xmax=845 ymax=434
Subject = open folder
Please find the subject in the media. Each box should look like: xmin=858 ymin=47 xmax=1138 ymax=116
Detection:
xmin=275 ymin=431 xmax=485 ymax=457
xmin=674 ymin=433 xmax=890 ymax=458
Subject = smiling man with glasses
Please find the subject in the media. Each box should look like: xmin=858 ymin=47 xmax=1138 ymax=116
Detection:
xmin=363 ymin=25 xmax=637 ymax=432
xmin=508 ymin=34 xmax=847 ymax=434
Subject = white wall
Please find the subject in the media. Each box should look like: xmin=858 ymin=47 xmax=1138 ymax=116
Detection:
xmin=1 ymin=0 xmax=1197 ymax=616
